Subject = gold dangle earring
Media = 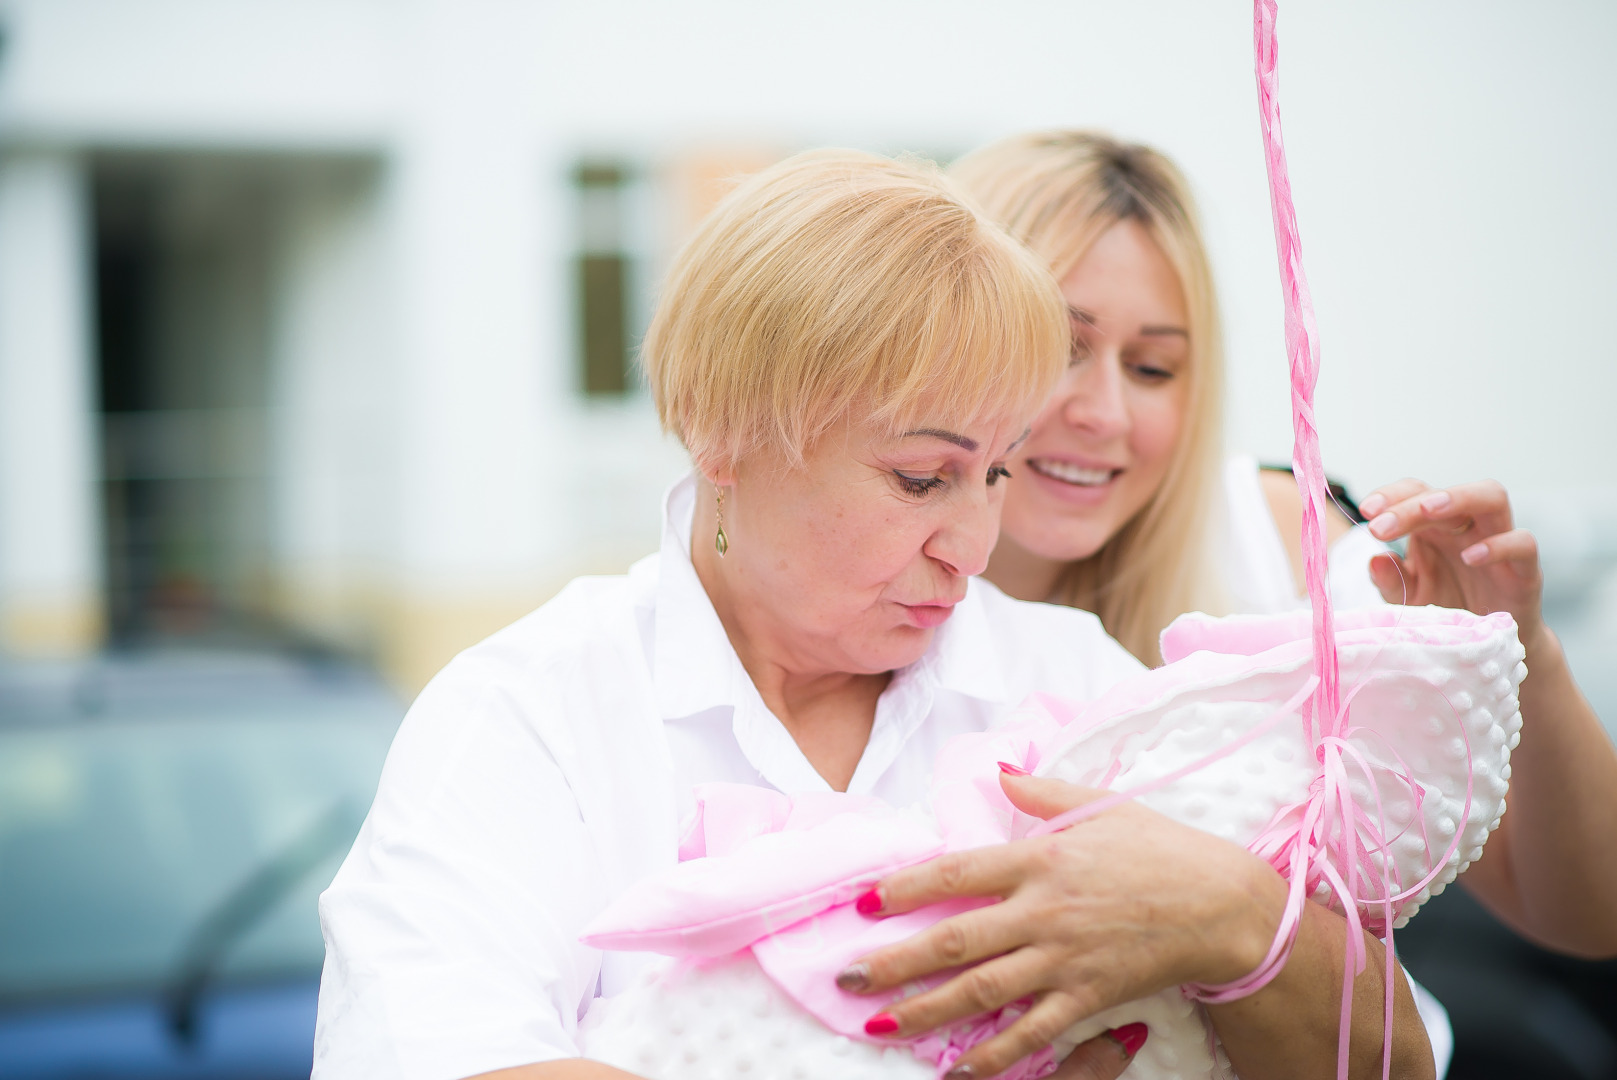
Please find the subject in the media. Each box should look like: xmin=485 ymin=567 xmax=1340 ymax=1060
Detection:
xmin=714 ymin=487 xmax=729 ymax=557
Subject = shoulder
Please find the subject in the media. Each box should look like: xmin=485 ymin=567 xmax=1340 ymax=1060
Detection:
xmin=384 ymin=569 xmax=657 ymax=797
xmin=1256 ymin=464 xmax=1356 ymax=545
xmin=437 ymin=572 xmax=645 ymax=691
xmin=968 ymin=577 xmax=1145 ymax=698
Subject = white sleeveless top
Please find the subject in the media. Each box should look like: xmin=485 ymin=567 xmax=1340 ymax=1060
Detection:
xmin=1218 ymin=454 xmax=1389 ymax=614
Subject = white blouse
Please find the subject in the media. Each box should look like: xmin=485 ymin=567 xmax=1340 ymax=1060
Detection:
xmin=1218 ymin=454 xmax=1389 ymax=614
xmin=313 ymin=474 xmax=1144 ymax=1080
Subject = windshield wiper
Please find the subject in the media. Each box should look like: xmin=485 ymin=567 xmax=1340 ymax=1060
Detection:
xmin=164 ymin=799 xmax=362 ymax=1044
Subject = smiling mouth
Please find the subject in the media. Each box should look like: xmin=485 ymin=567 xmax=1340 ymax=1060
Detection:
xmin=1027 ymin=457 xmax=1120 ymax=487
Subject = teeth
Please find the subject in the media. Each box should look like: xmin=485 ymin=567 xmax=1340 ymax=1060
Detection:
xmin=1030 ymin=458 xmax=1115 ymax=486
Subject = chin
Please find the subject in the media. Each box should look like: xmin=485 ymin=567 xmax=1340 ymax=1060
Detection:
xmin=1010 ymin=524 xmax=1113 ymax=564
xmin=846 ymin=627 xmax=934 ymax=675
xmin=1003 ymin=507 xmax=1116 ymax=563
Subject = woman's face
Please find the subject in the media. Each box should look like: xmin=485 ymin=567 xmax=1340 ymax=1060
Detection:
xmin=996 ymin=218 xmax=1191 ymax=567
xmin=704 ymin=410 xmax=1029 ymax=678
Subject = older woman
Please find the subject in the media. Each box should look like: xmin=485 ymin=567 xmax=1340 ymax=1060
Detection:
xmin=313 ymin=150 xmax=1434 ymax=1080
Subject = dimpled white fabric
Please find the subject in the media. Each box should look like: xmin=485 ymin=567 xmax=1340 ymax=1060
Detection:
xmin=579 ymin=606 xmax=1521 ymax=1080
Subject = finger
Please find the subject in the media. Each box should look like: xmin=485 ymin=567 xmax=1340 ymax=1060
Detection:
xmin=1358 ymin=478 xmax=1430 ymax=521
xmin=871 ymin=845 xmax=1026 ymax=916
xmin=1368 ymin=551 xmax=1411 ymax=605
xmin=1047 ymin=1025 xmax=1148 ymax=1080
xmin=847 ymin=907 xmax=1035 ymax=996
xmin=999 ymin=774 xmax=1114 ymax=822
xmin=866 ymin=945 xmax=1048 ymax=1031
xmin=943 ymin=990 xmax=1092 ymax=1079
xmin=1459 ymin=527 xmax=1539 ymax=571
xmin=1413 ymin=480 xmax=1515 ymax=536
xmin=1368 ymin=479 xmax=1513 ymax=544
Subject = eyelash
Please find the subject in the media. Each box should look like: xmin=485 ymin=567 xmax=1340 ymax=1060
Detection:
xmin=894 ymin=466 xmax=1013 ymax=496
xmin=895 ymin=472 xmax=946 ymax=497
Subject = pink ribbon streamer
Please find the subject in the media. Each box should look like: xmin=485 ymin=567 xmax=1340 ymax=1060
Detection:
xmin=1177 ymin=5 xmax=1462 ymax=1076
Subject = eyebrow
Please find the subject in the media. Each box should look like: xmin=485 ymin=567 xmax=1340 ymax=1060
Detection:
xmin=1071 ymin=306 xmax=1188 ymax=339
xmin=902 ymin=428 xmax=979 ymax=452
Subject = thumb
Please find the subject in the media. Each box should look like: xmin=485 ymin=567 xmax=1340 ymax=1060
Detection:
xmin=1369 ymin=550 xmax=1411 ymax=605
xmin=999 ymin=772 xmax=1113 ymax=821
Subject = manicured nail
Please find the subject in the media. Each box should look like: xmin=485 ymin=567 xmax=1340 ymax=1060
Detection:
xmin=1369 ymin=512 xmax=1397 ymax=538
xmin=1107 ymin=1021 xmax=1149 ymax=1058
xmin=1359 ymin=493 xmax=1386 ymax=517
xmin=943 ymin=1066 xmax=976 ymax=1079
xmin=864 ymin=1012 xmax=900 ymax=1036
xmin=997 ymin=760 xmax=1030 ymax=776
xmin=1461 ymin=542 xmax=1488 ymax=565
xmin=855 ymin=887 xmax=884 ymax=915
xmin=1421 ymin=491 xmax=1452 ymax=514
xmin=836 ymin=963 xmax=870 ymax=992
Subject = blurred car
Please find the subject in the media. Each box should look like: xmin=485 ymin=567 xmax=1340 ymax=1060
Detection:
xmin=0 ymin=649 xmax=402 ymax=1079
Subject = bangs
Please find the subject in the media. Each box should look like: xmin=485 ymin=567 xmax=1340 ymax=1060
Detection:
xmin=642 ymin=149 xmax=1068 ymax=471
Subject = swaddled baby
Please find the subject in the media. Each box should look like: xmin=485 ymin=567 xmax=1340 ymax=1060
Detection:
xmin=577 ymin=606 xmax=1524 ymax=1080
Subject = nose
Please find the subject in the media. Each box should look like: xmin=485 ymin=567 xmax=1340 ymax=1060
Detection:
xmin=1059 ymin=347 xmax=1130 ymax=441
xmin=923 ymin=484 xmax=1001 ymax=580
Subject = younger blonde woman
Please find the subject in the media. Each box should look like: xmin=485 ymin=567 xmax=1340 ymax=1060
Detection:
xmin=953 ymin=130 xmax=1617 ymax=969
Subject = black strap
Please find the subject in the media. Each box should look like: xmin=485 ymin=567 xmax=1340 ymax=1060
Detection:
xmin=1257 ymin=463 xmax=1369 ymax=525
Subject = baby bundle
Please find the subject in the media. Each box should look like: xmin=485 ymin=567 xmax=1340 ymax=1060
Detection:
xmin=577 ymin=605 xmax=1523 ymax=1079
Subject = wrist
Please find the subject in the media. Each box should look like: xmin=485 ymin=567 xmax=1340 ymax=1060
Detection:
xmin=1208 ymin=852 xmax=1290 ymax=984
xmin=1516 ymin=619 xmax=1558 ymax=664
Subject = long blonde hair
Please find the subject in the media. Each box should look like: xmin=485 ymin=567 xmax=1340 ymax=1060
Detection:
xmin=951 ymin=131 xmax=1227 ymax=664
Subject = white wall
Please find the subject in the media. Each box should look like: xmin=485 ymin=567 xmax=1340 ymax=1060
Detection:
xmin=2 ymin=0 xmax=1613 ymax=678
xmin=0 ymin=149 xmax=101 ymax=654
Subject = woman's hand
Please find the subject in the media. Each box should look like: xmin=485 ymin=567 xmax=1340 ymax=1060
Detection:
xmin=1358 ymin=479 xmax=1546 ymax=648
xmin=838 ymin=774 xmax=1285 ymax=1077
xmin=1361 ymin=478 xmax=1617 ymax=956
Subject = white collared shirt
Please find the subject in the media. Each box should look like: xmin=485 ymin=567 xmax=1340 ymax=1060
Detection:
xmin=313 ymin=474 xmax=1142 ymax=1080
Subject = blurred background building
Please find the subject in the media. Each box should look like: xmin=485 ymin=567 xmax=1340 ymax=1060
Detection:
xmin=0 ymin=0 xmax=1613 ymax=698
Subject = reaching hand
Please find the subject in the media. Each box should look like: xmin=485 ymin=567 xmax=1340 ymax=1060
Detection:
xmin=1359 ymin=479 xmax=1545 ymax=648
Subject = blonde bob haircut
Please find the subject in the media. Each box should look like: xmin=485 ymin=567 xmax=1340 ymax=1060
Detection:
xmin=641 ymin=148 xmax=1069 ymax=473
xmin=950 ymin=131 xmax=1227 ymax=665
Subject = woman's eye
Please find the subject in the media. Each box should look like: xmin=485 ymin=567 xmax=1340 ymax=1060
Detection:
xmin=987 ymin=464 xmax=1012 ymax=486
xmin=1130 ymin=362 xmax=1175 ymax=382
xmin=1068 ymin=340 xmax=1094 ymax=366
xmin=895 ymin=471 xmax=946 ymax=497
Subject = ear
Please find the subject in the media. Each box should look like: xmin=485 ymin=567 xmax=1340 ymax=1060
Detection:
xmin=692 ymin=451 xmax=738 ymax=491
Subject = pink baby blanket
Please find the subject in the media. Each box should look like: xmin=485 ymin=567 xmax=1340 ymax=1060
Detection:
xmin=579 ymin=605 xmax=1523 ymax=1080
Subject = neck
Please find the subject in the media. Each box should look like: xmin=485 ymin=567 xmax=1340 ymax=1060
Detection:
xmin=689 ymin=481 xmax=888 ymax=791
xmin=984 ymin=533 xmax=1070 ymax=603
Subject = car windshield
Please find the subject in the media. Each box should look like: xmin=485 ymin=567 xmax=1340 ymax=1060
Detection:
xmin=0 ymin=664 xmax=399 ymax=1006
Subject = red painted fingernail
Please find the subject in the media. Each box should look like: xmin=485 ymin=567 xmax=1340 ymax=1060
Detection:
xmin=997 ymin=760 xmax=1029 ymax=776
xmin=855 ymin=887 xmax=883 ymax=915
xmin=864 ymin=1012 xmax=900 ymax=1036
xmin=1107 ymin=1022 xmax=1149 ymax=1058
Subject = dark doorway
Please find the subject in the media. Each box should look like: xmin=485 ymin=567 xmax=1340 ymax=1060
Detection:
xmin=93 ymin=155 xmax=278 ymax=646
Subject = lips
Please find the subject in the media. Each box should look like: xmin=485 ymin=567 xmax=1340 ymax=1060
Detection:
xmin=1027 ymin=457 xmax=1121 ymax=487
xmin=901 ymin=603 xmax=956 ymax=629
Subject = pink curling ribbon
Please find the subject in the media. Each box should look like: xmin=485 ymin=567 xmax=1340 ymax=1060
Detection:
xmin=1185 ymin=4 xmax=1463 ymax=1077
xmin=1044 ymin=5 xmax=1480 ymax=1078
